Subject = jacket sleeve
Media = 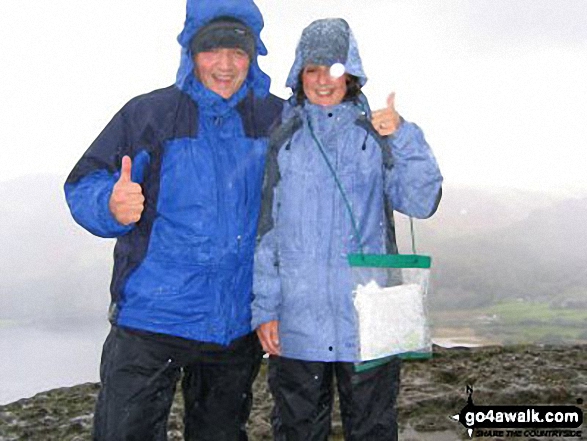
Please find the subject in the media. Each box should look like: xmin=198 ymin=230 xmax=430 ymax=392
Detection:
xmin=251 ymin=135 xmax=283 ymax=329
xmin=384 ymin=120 xmax=443 ymax=218
xmin=65 ymin=170 xmax=132 ymax=238
xmin=64 ymin=105 xmax=147 ymax=238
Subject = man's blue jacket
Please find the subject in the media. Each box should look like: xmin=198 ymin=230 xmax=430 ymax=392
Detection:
xmin=64 ymin=0 xmax=283 ymax=346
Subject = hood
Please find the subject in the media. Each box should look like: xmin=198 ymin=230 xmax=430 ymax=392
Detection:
xmin=175 ymin=0 xmax=270 ymax=98
xmin=286 ymin=18 xmax=367 ymax=92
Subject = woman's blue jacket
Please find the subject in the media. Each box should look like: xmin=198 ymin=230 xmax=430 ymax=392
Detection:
xmin=252 ymin=97 xmax=443 ymax=362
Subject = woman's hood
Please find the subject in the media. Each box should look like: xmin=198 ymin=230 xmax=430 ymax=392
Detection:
xmin=286 ymin=18 xmax=367 ymax=92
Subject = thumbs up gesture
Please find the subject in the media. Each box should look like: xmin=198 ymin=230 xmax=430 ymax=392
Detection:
xmin=109 ymin=155 xmax=145 ymax=225
xmin=371 ymin=92 xmax=401 ymax=136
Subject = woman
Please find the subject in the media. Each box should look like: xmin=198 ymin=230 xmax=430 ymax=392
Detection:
xmin=252 ymin=18 xmax=442 ymax=440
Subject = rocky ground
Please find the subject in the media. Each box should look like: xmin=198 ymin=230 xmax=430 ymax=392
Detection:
xmin=0 ymin=345 xmax=585 ymax=441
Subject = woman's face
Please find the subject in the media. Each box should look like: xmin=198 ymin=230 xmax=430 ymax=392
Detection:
xmin=302 ymin=64 xmax=347 ymax=107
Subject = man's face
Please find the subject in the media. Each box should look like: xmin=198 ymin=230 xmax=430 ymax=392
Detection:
xmin=302 ymin=64 xmax=347 ymax=107
xmin=194 ymin=48 xmax=250 ymax=99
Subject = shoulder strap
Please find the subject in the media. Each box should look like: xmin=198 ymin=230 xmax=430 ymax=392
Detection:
xmin=257 ymin=114 xmax=303 ymax=240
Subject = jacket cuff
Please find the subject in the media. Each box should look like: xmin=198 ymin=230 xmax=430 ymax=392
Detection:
xmin=65 ymin=171 xmax=134 ymax=238
xmin=387 ymin=117 xmax=412 ymax=149
xmin=97 ymin=184 xmax=135 ymax=235
xmin=251 ymin=310 xmax=279 ymax=331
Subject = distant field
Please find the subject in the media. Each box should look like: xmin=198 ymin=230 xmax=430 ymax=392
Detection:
xmin=0 ymin=320 xmax=18 ymax=329
xmin=431 ymin=300 xmax=587 ymax=345
xmin=487 ymin=300 xmax=587 ymax=322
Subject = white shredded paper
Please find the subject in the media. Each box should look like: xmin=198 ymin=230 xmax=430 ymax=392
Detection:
xmin=354 ymin=281 xmax=428 ymax=360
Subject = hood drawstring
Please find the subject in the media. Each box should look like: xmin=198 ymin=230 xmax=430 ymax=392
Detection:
xmin=361 ymin=133 xmax=368 ymax=151
xmin=285 ymin=136 xmax=293 ymax=151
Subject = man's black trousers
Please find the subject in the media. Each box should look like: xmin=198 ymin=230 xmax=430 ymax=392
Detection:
xmin=268 ymin=356 xmax=401 ymax=441
xmin=93 ymin=325 xmax=263 ymax=441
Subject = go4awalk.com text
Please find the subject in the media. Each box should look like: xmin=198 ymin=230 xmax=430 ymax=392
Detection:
xmin=452 ymin=385 xmax=583 ymax=438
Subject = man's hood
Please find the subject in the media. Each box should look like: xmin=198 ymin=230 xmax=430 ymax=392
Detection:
xmin=175 ymin=0 xmax=270 ymax=98
xmin=286 ymin=18 xmax=367 ymax=92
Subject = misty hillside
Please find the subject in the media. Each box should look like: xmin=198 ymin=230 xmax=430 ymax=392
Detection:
xmin=395 ymin=186 xmax=560 ymax=245
xmin=416 ymin=196 xmax=587 ymax=309
xmin=1 ymin=175 xmax=585 ymax=324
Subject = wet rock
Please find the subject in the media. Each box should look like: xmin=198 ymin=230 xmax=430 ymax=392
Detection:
xmin=0 ymin=345 xmax=584 ymax=440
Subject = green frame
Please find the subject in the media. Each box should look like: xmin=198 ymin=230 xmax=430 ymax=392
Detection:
xmin=354 ymin=351 xmax=433 ymax=372
xmin=347 ymin=254 xmax=431 ymax=268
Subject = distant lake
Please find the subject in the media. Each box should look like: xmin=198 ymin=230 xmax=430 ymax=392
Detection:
xmin=0 ymin=320 xmax=109 ymax=405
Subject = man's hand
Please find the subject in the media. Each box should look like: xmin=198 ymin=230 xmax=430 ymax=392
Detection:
xmin=371 ymin=92 xmax=401 ymax=136
xmin=109 ymin=155 xmax=145 ymax=225
xmin=256 ymin=320 xmax=281 ymax=356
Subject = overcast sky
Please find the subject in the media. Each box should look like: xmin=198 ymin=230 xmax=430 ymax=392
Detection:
xmin=1 ymin=0 xmax=586 ymax=196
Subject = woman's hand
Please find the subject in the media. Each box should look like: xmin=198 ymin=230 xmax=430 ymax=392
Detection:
xmin=371 ymin=92 xmax=401 ymax=136
xmin=256 ymin=320 xmax=281 ymax=356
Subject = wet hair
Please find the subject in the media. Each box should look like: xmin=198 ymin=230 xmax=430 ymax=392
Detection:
xmin=295 ymin=72 xmax=362 ymax=105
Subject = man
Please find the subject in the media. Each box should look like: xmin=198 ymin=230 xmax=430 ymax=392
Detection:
xmin=64 ymin=1 xmax=283 ymax=439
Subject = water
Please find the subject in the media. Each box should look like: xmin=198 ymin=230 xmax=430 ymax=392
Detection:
xmin=0 ymin=320 xmax=109 ymax=405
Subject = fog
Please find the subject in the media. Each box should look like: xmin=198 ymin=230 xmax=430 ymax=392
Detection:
xmin=0 ymin=176 xmax=114 ymax=404
xmin=0 ymin=322 xmax=109 ymax=405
